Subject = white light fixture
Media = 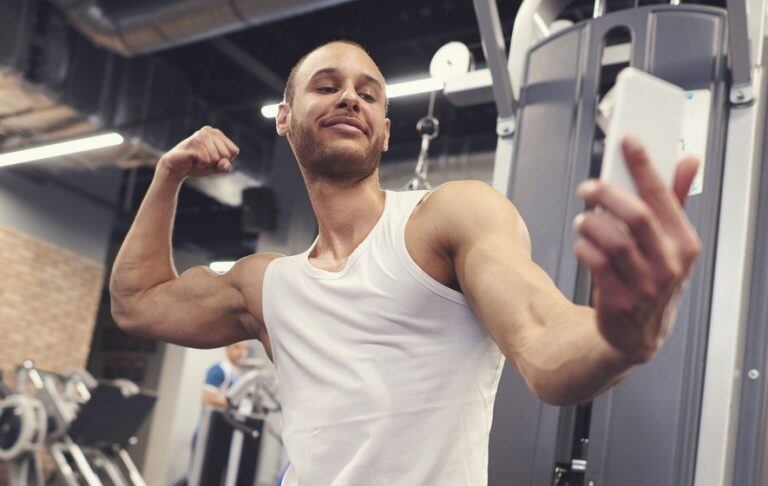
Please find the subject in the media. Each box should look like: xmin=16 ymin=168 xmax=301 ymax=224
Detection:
xmin=259 ymin=76 xmax=444 ymax=119
xmin=260 ymin=104 xmax=280 ymax=118
xmin=0 ymin=132 xmax=125 ymax=168
xmin=386 ymin=77 xmax=444 ymax=98
xmin=209 ymin=261 xmax=236 ymax=274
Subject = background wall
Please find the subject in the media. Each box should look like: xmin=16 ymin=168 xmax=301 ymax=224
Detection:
xmin=0 ymin=165 xmax=120 ymax=379
xmin=142 ymin=344 xmax=224 ymax=485
xmin=0 ymin=224 xmax=104 ymax=377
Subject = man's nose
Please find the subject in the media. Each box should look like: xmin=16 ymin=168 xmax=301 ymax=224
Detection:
xmin=336 ymin=87 xmax=361 ymax=112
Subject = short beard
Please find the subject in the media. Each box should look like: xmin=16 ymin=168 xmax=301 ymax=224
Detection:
xmin=289 ymin=118 xmax=384 ymax=184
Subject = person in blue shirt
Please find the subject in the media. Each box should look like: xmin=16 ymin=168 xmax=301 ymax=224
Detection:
xmin=202 ymin=341 xmax=248 ymax=408
xmin=174 ymin=342 xmax=249 ymax=486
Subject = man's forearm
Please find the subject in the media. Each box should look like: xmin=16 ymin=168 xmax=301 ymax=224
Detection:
xmin=110 ymin=165 xmax=184 ymax=305
xmin=517 ymin=304 xmax=635 ymax=406
xmin=202 ymin=389 xmax=228 ymax=409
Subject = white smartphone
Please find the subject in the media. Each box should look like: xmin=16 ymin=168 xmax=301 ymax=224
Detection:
xmin=600 ymin=67 xmax=685 ymax=194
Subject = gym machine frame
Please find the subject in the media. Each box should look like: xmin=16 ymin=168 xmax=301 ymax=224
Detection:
xmin=471 ymin=0 xmax=768 ymax=484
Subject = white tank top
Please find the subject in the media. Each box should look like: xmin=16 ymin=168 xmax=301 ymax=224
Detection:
xmin=262 ymin=190 xmax=504 ymax=486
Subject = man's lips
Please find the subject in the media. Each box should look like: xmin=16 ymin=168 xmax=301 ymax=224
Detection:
xmin=321 ymin=117 xmax=368 ymax=136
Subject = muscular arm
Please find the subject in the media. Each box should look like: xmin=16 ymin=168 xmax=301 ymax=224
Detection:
xmin=110 ymin=127 xmax=279 ymax=349
xmin=430 ymin=151 xmax=699 ymax=406
xmin=426 ymin=181 xmax=629 ymax=406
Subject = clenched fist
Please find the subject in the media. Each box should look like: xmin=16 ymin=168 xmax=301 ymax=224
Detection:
xmin=158 ymin=126 xmax=240 ymax=179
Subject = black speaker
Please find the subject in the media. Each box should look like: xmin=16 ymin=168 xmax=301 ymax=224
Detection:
xmin=241 ymin=186 xmax=277 ymax=233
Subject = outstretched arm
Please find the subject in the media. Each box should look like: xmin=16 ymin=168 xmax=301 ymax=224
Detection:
xmin=434 ymin=136 xmax=700 ymax=405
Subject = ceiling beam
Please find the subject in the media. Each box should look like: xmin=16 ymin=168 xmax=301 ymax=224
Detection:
xmin=210 ymin=37 xmax=285 ymax=94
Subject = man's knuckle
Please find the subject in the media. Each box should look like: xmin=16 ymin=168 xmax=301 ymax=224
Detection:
xmin=592 ymin=256 xmax=610 ymax=273
xmin=638 ymin=284 xmax=659 ymax=303
xmin=606 ymin=240 xmax=630 ymax=258
xmin=665 ymin=262 xmax=683 ymax=282
xmin=683 ymin=237 xmax=702 ymax=261
xmin=592 ymin=183 xmax=608 ymax=199
xmin=610 ymin=297 xmax=634 ymax=316
xmin=627 ymin=208 xmax=651 ymax=231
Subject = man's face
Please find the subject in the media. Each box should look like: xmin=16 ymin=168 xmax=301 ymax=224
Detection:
xmin=226 ymin=342 xmax=247 ymax=365
xmin=277 ymin=43 xmax=391 ymax=183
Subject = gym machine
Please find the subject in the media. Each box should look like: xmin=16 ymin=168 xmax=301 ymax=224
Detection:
xmin=435 ymin=0 xmax=768 ymax=484
xmin=188 ymin=358 xmax=286 ymax=486
xmin=0 ymin=370 xmax=47 ymax=486
xmin=0 ymin=361 xmax=156 ymax=486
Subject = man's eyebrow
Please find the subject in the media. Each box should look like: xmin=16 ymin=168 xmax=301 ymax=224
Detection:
xmin=308 ymin=68 xmax=385 ymax=92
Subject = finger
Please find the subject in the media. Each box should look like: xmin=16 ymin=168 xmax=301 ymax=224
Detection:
xmin=573 ymin=237 xmax=631 ymax=295
xmin=621 ymin=135 xmax=681 ymax=223
xmin=673 ymin=156 xmax=700 ymax=206
xmin=577 ymin=180 xmax=667 ymax=263
xmin=215 ymin=158 xmax=231 ymax=173
xmin=216 ymin=130 xmax=240 ymax=158
xmin=211 ymin=136 xmax=231 ymax=161
xmin=201 ymin=139 xmax=221 ymax=168
xmin=573 ymin=210 xmax=650 ymax=284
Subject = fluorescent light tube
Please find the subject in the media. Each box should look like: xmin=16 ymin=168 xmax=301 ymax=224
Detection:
xmin=386 ymin=77 xmax=443 ymax=98
xmin=0 ymin=132 xmax=125 ymax=168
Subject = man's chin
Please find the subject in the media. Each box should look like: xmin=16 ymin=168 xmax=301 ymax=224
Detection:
xmin=321 ymin=144 xmax=368 ymax=163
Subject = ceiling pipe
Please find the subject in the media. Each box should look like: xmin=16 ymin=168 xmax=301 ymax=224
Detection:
xmin=47 ymin=0 xmax=359 ymax=57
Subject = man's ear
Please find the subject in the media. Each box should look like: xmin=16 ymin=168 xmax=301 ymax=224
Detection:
xmin=382 ymin=118 xmax=391 ymax=152
xmin=276 ymin=101 xmax=291 ymax=136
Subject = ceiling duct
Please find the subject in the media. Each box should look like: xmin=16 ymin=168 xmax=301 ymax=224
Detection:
xmin=47 ymin=0 xmax=359 ymax=56
xmin=0 ymin=0 xmax=266 ymax=207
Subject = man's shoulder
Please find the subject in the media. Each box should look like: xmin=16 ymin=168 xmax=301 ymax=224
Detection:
xmin=225 ymin=252 xmax=285 ymax=287
xmin=408 ymin=180 xmax=529 ymax=253
xmin=412 ymin=180 xmax=516 ymax=223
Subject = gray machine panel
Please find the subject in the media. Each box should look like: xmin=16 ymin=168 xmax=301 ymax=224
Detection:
xmin=489 ymin=5 xmax=728 ymax=485
xmin=731 ymin=80 xmax=768 ymax=486
xmin=487 ymin=27 xmax=586 ymax=486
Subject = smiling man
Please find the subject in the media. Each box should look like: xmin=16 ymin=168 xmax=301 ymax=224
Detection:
xmin=109 ymin=40 xmax=701 ymax=485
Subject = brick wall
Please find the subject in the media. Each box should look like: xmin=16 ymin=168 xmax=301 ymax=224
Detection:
xmin=0 ymin=224 xmax=105 ymax=381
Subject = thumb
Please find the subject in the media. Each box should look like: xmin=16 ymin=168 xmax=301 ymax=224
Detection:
xmin=673 ymin=156 xmax=699 ymax=206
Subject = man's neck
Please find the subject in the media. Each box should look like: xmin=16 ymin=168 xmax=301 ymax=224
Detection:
xmin=303 ymin=171 xmax=386 ymax=261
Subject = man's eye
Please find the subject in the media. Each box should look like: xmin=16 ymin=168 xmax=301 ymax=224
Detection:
xmin=318 ymin=86 xmax=336 ymax=93
xmin=360 ymin=93 xmax=376 ymax=102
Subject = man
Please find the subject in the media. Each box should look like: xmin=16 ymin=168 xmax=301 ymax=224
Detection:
xmin=201 ymin=342 xmax=247 ymax=409
xmin=109 ymin=40 xmax=701 ymax=484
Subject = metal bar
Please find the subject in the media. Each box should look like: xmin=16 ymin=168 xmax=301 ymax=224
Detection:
xmin=89 ymin=449 xmax=129 ymax=486
xmin=694 ymin=62 xmax=766 ymax=486
xmin=593 ymin=0 xmax=606 ymax=19
xmin=472 ymin=0 xmax=517 ymax=118
xmin=473 ymin=0 xmax=518 ymax=195
xmin=730 ymin=38 xmax=768 ymax=486
xmin=49 ymin=443 xmax=79 ymax=486
xmin=725 ymin=0 xmax=753 ymax=103
xmin=490 ymin=131 xmax=515 ymax=194
xmin=116 ymin=449 xmax=148 ymax=486
xmin=64 ymin=436 xmax=103 ymax=486
xmin=188 ymin=407 xmax=213 ymax=486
